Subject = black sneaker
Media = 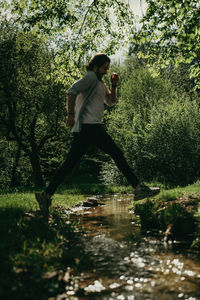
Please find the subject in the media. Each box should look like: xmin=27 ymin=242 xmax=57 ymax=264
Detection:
xmin=134 ymin=185 xmax=160 ymax=201
xmin=35 ymin=192 xmax=52 ymax=217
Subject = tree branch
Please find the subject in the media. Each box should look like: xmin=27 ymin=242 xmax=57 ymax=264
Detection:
xmin=3 ymin=88 xmax=30 ymax=155
xmin=71 ymin=0 xmax=97 ymax=60
xmin=93 ymin=3 xmax=111 ymax=25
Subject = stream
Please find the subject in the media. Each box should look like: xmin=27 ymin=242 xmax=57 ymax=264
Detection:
xmin=64 ymin=194 xmax=200 ymax=300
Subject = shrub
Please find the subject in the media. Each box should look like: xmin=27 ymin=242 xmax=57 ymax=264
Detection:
xmin=136 ymin=98 xmax=200 ymax=184
xmin=100 ymin=62 xmax=200 ymax=185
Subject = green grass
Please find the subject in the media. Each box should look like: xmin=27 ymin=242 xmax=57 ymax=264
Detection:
xmin=0 ymin=183 xmax=130 ymax=210
xmin=156 ymin=181 xmax=200 ymax=202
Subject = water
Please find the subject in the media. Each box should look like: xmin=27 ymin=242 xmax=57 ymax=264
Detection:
xmin=64 ymin=195 xmax=200 ymax=300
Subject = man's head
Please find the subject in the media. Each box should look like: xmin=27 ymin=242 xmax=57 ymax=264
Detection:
xmin=86 ymin=53 xmax=110 ymax=80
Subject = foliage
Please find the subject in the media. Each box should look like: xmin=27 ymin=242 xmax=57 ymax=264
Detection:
xmin=0 ymin=20 xmax=69 ymax=187
xmin=0 ymin=0 xmax=136 ymax=188
xmin=1 ymin=0 xmax=200 ymax=189
xmin=0 ymin=206 xmax=80 ymax=299
xmin=100 ymin=58 xmax=200 ymax=186
xmin=131 ymin=0 xmax=200 ymax=89
xmin=1 ymin=0 xmax=135 ymax=85
xmin=100 ymin=59 xmax=175 ymax=183
xmin=161 ymin=63 xmax=198 ymax=98
xmin=0 ymin=139 xmax=33 ymax=188
xmin=136 ymin=98 xmax=200 ymax=184
xmin=0 ymin=188 xmax=82 ymax=298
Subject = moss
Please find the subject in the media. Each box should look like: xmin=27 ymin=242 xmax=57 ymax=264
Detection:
xmin=134 ymin=194 xmax=199 ymax=241
xmin=134 ymin=199 xmax=160 ymax=229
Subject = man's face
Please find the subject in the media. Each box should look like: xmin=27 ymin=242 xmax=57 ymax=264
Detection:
xmin=97 ymin=62 xmax=110 ymax=79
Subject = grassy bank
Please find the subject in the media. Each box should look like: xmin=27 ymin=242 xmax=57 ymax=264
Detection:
xmin=134 ymin=182 xmax=200 ymax=249
xmin=156 ymin=180 xmax=200 ymax=202
xmin=0 ymin=183 xmax=129 ymax=300
xmin=0 ymin=183 xmax=128 ymax=210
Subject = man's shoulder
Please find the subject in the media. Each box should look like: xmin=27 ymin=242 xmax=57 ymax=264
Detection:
xmin=81 ymin=71 xmax=98 ymax=88
xmin=84 ymin=71 xmax=97 ymax=80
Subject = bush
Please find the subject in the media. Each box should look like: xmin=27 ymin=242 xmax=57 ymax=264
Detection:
xmin=137 ymin=98 xmax=200 ymax=184
xmin=100 ymin=60 xmax=200 ymax=186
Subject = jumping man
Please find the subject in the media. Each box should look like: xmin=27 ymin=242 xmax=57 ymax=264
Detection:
xmin=36 ymin=53 xmax=160 ymax=217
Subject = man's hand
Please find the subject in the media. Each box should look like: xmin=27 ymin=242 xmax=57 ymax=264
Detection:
xmin=66 ymin=115 xmax=75 ymax=128
xmin=111 ymin=73 xmax=119 ymax=87
xmin=105 ymin=73 xmax=119 ymax=106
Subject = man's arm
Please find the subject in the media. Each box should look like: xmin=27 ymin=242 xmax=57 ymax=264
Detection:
xmin=66 ymin=94 xmax=76 ymax=128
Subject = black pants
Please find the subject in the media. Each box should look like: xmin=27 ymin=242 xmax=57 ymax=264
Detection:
xmin=46 ymin=124 xmax=139 ymax=196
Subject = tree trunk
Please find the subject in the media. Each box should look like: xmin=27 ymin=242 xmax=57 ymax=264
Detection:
xmin=30 ymin=153 xmax=45 ymax=188
xmin=10 ymin=146 xmax=21 ymax=187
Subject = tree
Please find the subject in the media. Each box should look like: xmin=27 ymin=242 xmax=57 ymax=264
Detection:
xmin=131 ymin=0 xmax=200 ymax=89
xmin=0 ymin=0 xmax=137 ymax=187
xmin=1 ymin=0 xmax=135 ymax=85
xmin=0 ymin=21 xmax=66 ymax=187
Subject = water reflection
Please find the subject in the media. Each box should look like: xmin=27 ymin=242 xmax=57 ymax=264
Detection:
xmin=64 ymin=195 xmax=200 ymax=300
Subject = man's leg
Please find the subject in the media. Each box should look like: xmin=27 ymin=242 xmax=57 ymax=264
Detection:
xmin=92 ymin=125 xmax=160 ymax=199
xmin=92 ymin=125 xmax=139 ymax=187
xmin=46 ymin=136 xmax=87 ymax=196
xmin=35 ymin=128 xmax=90 ymax=216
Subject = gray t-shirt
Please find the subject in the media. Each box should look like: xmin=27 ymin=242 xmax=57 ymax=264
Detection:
xmin=68 ymin=71 xmax=113 ymax=132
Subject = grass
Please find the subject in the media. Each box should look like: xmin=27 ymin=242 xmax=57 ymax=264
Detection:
xmin=0 ymin=183 xmax=130 ymax=208
xmin=156 ymin=181 xmax=200 ymax=202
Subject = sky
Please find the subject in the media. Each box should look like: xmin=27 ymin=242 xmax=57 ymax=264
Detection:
xmin=128 ymin=0 xmax=147 ymax=18
xmin=111 ymin=0 xmax=148 ymax=62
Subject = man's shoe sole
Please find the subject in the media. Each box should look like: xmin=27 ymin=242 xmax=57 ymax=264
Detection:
xmin=134 ymin=189 xmax=160 ymax=201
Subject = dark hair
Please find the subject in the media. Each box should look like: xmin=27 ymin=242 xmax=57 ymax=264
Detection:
xmin=86 ymin=53 xmax=110 ymax=71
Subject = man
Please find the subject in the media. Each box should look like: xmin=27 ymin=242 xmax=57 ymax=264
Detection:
xmin=36 ymin=53 xmax=160 ymax=217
